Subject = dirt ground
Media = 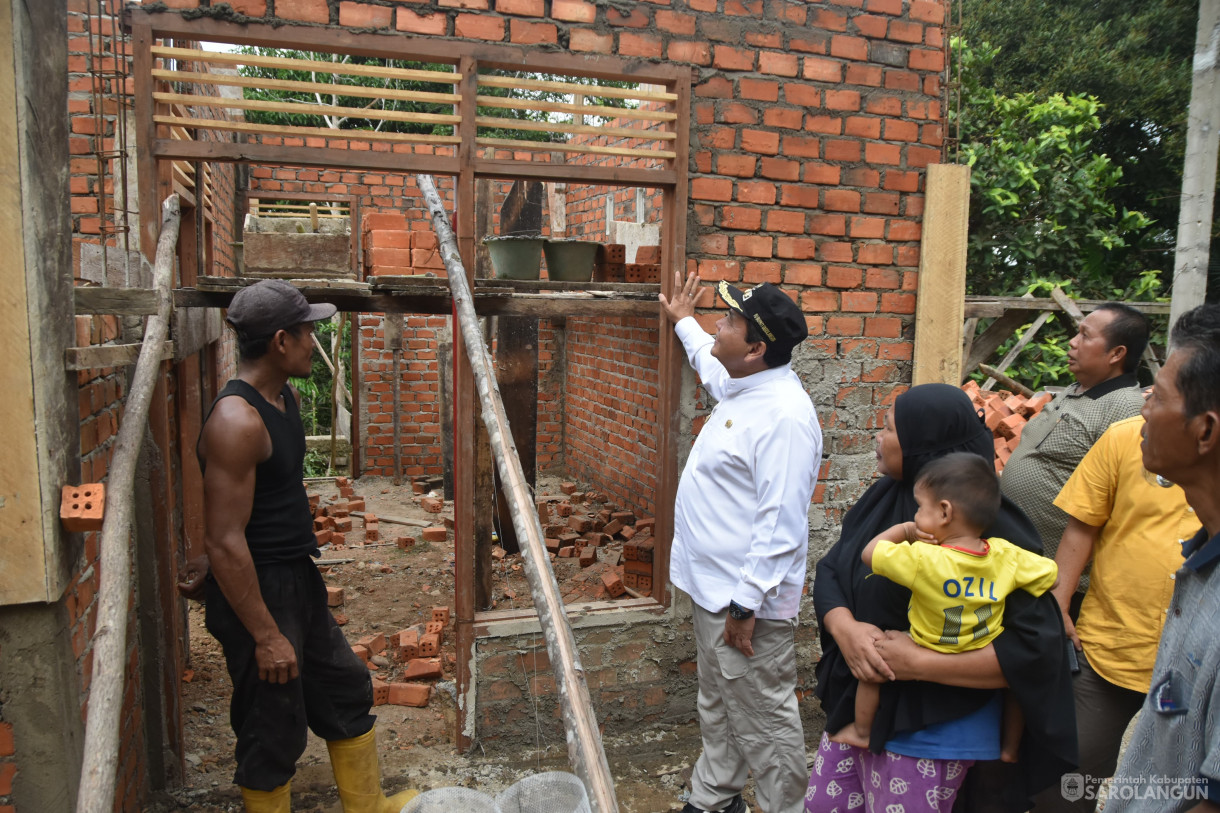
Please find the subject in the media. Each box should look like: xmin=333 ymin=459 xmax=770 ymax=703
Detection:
xmin=146 ymin=474 xmax=744 ymax=813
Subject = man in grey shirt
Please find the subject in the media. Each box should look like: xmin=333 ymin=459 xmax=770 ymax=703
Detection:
xmin=1106 ymin=304 xmax=1220 ymax=813
xmin=1000 ymin=303 xmax=1148 ymax=601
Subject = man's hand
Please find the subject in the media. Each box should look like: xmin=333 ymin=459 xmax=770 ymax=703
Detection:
xmin=658 ymin=271 xmax=705 ymax=325
xmin=176 ymin=554 xmax=210 ymax=602
xmin=256 ymin=632 xmax=299 ymax=684
xmin=724 ymin=613 xmax=756 ymax=656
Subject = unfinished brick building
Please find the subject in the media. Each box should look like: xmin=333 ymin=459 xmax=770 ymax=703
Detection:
xmin=0 ymin=0 xmax=945 ymax=808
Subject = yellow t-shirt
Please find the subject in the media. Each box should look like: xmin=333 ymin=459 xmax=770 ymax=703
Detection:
xmin=872 ymin=537 xmax=1059 ymax=654
xmin=1054 ymin=415 xmax=1198 ymax=692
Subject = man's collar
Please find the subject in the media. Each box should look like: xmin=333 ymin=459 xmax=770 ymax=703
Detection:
xmin=723 ymin=363 xmax=789 ymax=395
xmin=1068 ymin=372 xmax=1139 ymax=400
xmin=1183 ymin=527 xmax=1220 ymax=572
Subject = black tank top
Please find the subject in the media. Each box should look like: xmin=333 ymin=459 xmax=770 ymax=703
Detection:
xmin=199 ymin=379 xmax=317 ymax=565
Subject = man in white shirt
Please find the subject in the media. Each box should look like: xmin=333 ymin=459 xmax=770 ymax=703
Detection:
xmin=660 ymin=272 xmax=823 ymax=813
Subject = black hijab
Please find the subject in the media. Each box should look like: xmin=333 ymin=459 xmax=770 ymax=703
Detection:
xmin=812 ymin=383 xmax=1077 ymax=811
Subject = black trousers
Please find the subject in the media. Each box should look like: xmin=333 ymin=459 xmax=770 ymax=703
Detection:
xmin=205 ymin=558 xmax=375 ymax=791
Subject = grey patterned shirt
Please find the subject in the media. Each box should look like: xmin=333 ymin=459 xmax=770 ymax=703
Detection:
xmin=1108 ymin=528 xmax=1219 ymax=811
xmin=999 ymin=374 xmax=1144 ymax=572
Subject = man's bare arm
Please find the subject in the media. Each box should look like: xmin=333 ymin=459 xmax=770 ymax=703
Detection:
xmin=1052 ymin=517 xmax=1102 ymax=649
xmin=201 ymin=397 xmax=299 ymax=684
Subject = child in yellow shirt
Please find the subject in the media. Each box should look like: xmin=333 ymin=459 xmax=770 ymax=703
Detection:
xmin=831 ymin=452 xmax=1059 ymax=761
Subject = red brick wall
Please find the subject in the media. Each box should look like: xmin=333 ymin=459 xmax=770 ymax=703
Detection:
xmin=562 ymin=317 xmax=660 ymax=516
xmin=56 ymin=8 xmax=247 ymax=809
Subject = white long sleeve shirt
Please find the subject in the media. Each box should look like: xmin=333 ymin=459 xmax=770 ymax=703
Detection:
xmin=669 ymin=317 xmax=822 ymax=620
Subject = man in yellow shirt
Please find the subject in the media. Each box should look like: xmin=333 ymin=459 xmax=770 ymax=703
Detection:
xmin=1033 ymin=414 xmax=1200 ymax=812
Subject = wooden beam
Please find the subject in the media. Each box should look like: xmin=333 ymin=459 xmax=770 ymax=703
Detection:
xmin=653 ymin=71 xmax=691 ymax=604
xmin=471 ymin=158 xmax=676 ymax=188
xmin=977 ymin=363 xmax=1035 ymax=398
xmin=963 ymin=296 xmax=1171 ymax=319
xmin=493 ymin=316 xmax=539 ymax=555
xmin=152 ymin=138 xmax=463 ymax=176
xmin=65 ymin=341 xmax=175 ymax=370
xmin=913 ymin=163 xmax=971 ymax=385
xmin=75 ymin=286 xmax=158 ymax=315
xmin=962 ymin=308 xmax=1037 ymax=381
xmin=453 ymin=54 xmax=479 ymax=757
xmin=981 ymin=310 xmax=1051 ymax=391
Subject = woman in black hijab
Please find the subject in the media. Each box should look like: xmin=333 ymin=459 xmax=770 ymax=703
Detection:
xmin=810 ymin=383 xmax=1076 ymax=812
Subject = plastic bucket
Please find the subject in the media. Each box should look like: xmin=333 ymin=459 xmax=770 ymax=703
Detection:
xmin=485 ymin=236 xmax=543 ymax=280
xmin=542 ymin=240 xmax=598 ymax=282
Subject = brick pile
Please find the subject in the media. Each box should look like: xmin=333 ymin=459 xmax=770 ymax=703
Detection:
xmin=961 ymin=380 xmax=1053 ymax=473
xmin=593 ymin=243 xmax=662 ymax=284
xmin=309 ymin=475 xmax=438 ymax=550
xmin=362 ymin=212 xmax=443 ymax=277
xmin=523 ymin=481 xmax=657 ymax=603
xmin=350 ymin=605 xmax=452 ymax=709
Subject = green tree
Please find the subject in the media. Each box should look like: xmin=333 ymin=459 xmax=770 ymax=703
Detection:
xmin=960 ymin=0 xmax=1198 ymax=277
xmin=959 ymin=41 xmax=1155 ymax=299
xmin=957 ymin=40 xmax=1166 ymax=388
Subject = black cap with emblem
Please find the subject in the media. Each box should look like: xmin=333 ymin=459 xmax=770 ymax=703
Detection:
xmin=717 ymin=281 xmax=808 ymax=365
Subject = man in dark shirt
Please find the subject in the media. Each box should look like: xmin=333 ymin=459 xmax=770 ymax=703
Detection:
xmin=185 ymin=280 xmax=414 ymax=813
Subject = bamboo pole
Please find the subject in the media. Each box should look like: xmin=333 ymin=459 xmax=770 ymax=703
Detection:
xmin=417 ymin=174 xmax=619 ymax=813
xmin=76 ymin=195 xmax=181 ymax=813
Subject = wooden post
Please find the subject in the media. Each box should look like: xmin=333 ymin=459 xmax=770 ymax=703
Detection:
xmin=913 ymin=163 xmax=971 ymax=385
xmin=1170 ymin=0 xmax=1220 ymax=325
xmin=419 ymin=174 xmax=619 ymax=813
xmin=77 ymin=195 xmax=181 ymax=813
xmin=492 ymin=316 xmax=538 ymax=555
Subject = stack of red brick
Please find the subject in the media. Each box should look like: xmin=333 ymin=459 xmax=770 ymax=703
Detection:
xmin=362 ymin=212 xmax=443 ymax=277
xmin=537 ymin=481 xmax=656 ymax=600
xmin=961 ymin=380 xmax=1053 ymax=473
xmin=592 ymin=243 xmax=662 ymax=284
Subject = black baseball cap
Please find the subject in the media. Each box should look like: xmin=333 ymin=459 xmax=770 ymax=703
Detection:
xmin=717 ymin=281 xmax=808 ymax=359
xmin=226 ymin=280 xmax=337 ymax=338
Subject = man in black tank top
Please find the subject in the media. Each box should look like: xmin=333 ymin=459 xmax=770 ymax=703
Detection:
xmin=184 ymin=280 xmax=416 ymax=812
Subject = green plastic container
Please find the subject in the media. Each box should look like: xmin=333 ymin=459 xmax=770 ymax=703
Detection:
xmin=484 ymin=236 xmax=543 ymax=280
xmin=543 ymin=239 xmax=598 ymax=282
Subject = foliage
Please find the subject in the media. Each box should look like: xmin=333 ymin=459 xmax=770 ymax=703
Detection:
xmin=956 ymin=39 xmax=1169 ymax=388
xmin=960 ymin=0 xmax=1198 ymax=277
xmin=291 ymin=316 xmax=351 ymax=438
xmin=957 ymin=40 xmax=1156 ymax=299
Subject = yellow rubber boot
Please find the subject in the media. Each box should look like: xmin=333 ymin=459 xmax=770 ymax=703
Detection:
xmin=239 ymin=781 xmax=291 ymax=812
xmin=327 ymin=727 xmax=419 ymax=813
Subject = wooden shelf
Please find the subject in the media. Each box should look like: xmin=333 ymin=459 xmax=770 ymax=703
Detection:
xmin=175 ymin=276 xmax=661 ymax=318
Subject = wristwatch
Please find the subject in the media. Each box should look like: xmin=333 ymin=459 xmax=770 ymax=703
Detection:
xmin=728 ymin=600 xmax=754 ymax=621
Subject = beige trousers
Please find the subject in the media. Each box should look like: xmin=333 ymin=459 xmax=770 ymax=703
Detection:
xmin=688 ymin=604 xmax=807 ymax=813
